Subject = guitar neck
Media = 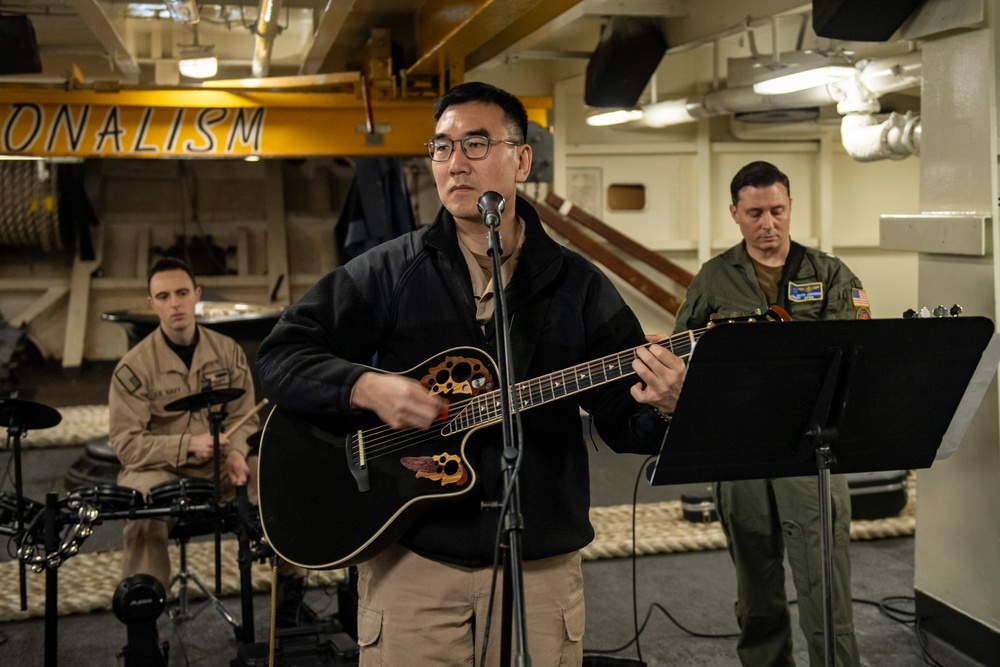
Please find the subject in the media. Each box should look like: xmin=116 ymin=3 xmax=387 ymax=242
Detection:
xmin=442 ymin=328 xmax=703 ymax=435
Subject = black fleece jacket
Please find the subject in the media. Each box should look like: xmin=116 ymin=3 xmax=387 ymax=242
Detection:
xmin=257 ymin=195 xmax=666 ymax=566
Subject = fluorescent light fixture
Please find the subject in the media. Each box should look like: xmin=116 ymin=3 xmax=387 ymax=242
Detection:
xmin=752 ymin=52 xmax=855 ymax=95
xmin=754 ymin=65 xmax=854 ymax=94
xmin=641 ymin=99 xmax=695 ymax=127
xmin=0 ymin=156 xmax=82 ymax=163
xmin=178 ymin=55 xmax=217 ymax=78
xmin=165 ymin=0 xmax=199 ymax=24
xmin=244 ymin=156 xmax=261 ymax=162
xmin=586 ymin=109 xmax=644 ymax=127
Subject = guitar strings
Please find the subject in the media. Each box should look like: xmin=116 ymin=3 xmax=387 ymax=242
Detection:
xmin=349 ymin=327 xmax=707 ymax=463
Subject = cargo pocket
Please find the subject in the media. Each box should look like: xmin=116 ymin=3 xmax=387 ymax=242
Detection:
xmin=560 ymin=593 xmax=585 ymax=666
xmin=357 ymin=602 xmax=383 ymax=663
xmin=783 ymin=520 xmax=813 ymax=595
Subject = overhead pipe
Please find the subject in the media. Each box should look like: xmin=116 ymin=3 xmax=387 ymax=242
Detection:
xmin=639 ymin=51 xmax=922 ymax=128
xmin=251 ymin=0 xmax=283 ymax=78
xmin=839 ymin=111 xmax=921 ymax=161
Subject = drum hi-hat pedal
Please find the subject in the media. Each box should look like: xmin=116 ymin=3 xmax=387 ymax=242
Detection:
xmin=113 ymin=574 xmax=169 ymax=667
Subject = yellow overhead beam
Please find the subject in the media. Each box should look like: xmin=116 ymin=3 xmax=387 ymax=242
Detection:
xmin=0 ymin=87 xmax=550 ymax=159
xmin=410 ymin=0 xmax=583 ymax=80
xmin=202 ymin=71 xmax=361 ymax=91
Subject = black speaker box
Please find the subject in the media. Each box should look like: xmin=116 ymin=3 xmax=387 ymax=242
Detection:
xmin=812 ymin=0 xmax=926 ymax=42
xmin=0 ymin=15 xmax=43 ymax=75
xmin=585 ymin=17 xmax=667 ymax=108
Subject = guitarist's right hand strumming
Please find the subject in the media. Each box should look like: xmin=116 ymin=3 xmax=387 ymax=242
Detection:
xmin=350 ymin=371 xmax=446 ymax=431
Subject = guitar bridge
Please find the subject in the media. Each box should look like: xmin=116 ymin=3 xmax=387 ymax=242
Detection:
xmin=346 ymin=430 xmax=370 ymax=493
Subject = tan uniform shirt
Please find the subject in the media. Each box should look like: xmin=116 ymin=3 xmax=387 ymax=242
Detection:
xmin=109 ymin=325 xmax=259 ymax=495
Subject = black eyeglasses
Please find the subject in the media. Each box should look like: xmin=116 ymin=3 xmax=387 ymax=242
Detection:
xmin=425 ymin=135 xmax=522 ymax=162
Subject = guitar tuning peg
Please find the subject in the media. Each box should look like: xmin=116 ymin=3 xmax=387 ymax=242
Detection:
xmin=902 ymin=308 xmax=917 ymax=319
xmin=950 ymin=304 xmax=963 ymax=317
xmin=933 ymin=305 xmax=949 ymax=318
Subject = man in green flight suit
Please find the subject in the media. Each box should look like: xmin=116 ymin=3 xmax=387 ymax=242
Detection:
xmin=674 ymin=161 xmax=868 ymax=666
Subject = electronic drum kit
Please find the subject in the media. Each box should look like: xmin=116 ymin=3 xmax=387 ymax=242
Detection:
xmin=0 ymin=387 xmax=273 ymax=667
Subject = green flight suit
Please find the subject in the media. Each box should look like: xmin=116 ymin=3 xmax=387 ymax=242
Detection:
xmin=674 ymin=240 xmax=867 ymax=667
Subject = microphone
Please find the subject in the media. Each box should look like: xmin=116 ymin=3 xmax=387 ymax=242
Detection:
xmin=477 ymin=191 xmax=505 ymax=229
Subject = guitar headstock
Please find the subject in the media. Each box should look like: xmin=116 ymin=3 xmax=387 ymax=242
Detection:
xmin=903 ymin=304 xmax=963 ymax=319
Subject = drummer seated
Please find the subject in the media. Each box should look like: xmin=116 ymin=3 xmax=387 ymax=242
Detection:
xmin=108 ymin=257 xmax=314 ymax=627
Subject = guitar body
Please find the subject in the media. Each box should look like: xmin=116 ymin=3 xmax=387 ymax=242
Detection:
xmin=257 ymin=347 xmax=499 ymax=569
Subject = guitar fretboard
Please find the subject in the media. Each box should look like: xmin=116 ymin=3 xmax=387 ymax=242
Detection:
xmin=442 ymin=329 xmax=701 ymax=435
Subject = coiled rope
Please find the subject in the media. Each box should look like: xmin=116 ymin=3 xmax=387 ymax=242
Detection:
xmin=0 ymin=161 xmax=61 ymax=251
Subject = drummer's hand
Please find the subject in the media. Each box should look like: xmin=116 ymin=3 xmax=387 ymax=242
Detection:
xmin=225 ymin=450 xmax=250 ymax=486
xmin=188 ymin=433 xmax=229 ymax=459
xmin=350 ymin=371 xmax=445 ymax=431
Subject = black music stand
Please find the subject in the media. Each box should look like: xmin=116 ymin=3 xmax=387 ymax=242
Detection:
xmin=647 ymin=316 xmax=996 ymax=667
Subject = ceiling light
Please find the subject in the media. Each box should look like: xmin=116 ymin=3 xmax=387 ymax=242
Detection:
xmin=177 ymin=26 xmax=216 ymax=79
xmin=586 ymin=109 xmax=644 ymax=127
xmin=641 ymin=99 xmax=696 ymax=127
xmin=178 ymin=53 xmax=217 ymax=79
xmin=752 ymin=52 xmax=855 ymax=95
xmin=165 ymin=0 xmax=200 ymax=24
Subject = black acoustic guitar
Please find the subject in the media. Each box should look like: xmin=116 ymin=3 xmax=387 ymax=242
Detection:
xmin=257 ymin=307 xmax=789 ymax=569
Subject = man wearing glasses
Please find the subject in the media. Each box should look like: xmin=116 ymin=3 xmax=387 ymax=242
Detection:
xmin=257 ymin=81 xmax=686 ymax=665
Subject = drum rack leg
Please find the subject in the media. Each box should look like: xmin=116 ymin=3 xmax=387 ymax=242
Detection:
xmin=168 ymin=535 xmax=239 ymax=630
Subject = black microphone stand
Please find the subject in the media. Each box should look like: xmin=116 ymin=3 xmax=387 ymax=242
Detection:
xmin=6 ymin=422 xmax=30 ymax=613
xmin=207 ymin=406 xmax=227 ymax=596
xmin=479 ymin=192 xmax=531 ymax=667
xmin=234 ymin=484 xmax=257 ymax=644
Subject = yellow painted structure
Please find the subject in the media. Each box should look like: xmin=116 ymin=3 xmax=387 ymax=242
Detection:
xmin=412 ymin=0 xmax=584 ymax=82
xmin=0 ymin=88 xmax=550 ymax=159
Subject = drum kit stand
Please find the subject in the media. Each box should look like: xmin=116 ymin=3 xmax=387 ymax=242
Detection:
xmin=0 ymin=387 xmax=278 ymax=667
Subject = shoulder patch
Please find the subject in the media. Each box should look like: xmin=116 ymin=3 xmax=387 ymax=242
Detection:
xmin=114 ymin=364 xmax=142 ymax=394
xmin=857 ymin=307 xmax=872 ymax=320
xmin=852 ymin=288 xmax=870 ymax=308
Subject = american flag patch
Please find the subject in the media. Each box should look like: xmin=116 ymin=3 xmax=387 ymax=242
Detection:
xmin=852 ymin=289 xmax=869 ymax=307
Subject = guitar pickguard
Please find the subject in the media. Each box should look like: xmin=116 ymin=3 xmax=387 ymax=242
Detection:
xmin=401 ymin=452 xmax=469 ymax=487
xmin=419 ymin=354 xmax=495 ymax=397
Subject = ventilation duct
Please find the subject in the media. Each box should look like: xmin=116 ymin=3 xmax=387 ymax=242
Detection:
xmin=632 ymin=51 xmax=923 ymax=162
xmin=639 ymin=51 xmax=921 ymax=128
xmin=839 ymin=111 xmax=921 ymax=161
